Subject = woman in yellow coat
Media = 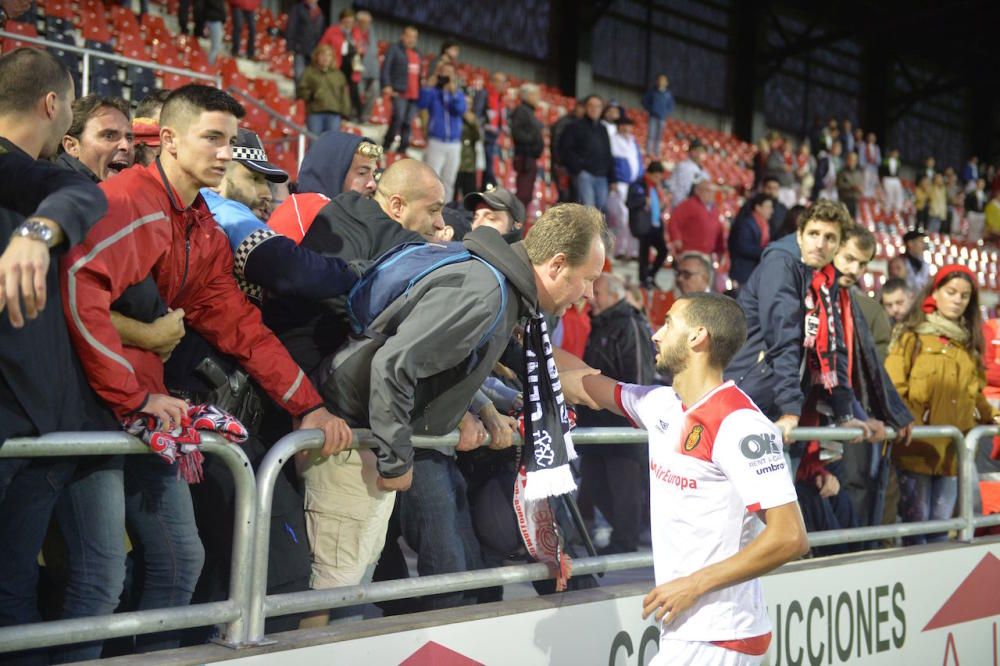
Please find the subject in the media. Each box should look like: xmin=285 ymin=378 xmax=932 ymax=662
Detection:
xmin=885 ymin=264 xmax=1000 ymax=544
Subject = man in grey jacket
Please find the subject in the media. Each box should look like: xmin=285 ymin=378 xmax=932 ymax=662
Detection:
xmin=299 ymin=203 xmax=609 ymax=611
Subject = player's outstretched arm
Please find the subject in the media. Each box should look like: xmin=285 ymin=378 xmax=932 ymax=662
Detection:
xmin=559 ymin=366 xmax=625 ymax=416
xmin=642 ymin=501 xmax=808 ymax=624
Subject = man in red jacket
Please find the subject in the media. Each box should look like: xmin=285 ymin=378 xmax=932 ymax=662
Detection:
xmin=62 ymin=85 xmax=351 ymax=451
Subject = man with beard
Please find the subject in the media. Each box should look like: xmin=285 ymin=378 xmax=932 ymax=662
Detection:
xmin=57 ymin=95 xmax=134 ymax=181
xmin=825 ymin=226 xmax=912 ymax=535
xmin=560 ymin=293 xmax=808 ymax=665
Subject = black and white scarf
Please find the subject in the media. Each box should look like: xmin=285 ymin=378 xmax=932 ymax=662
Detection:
xmin=512 ymin=313 xmax=577 ymax=590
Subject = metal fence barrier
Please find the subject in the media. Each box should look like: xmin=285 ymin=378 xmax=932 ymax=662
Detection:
xmin=1 ymin=423 xmax=996 ymax=652
xmin=243 ymin=423 xmax=979 ymax=645
xmin=0 ymin=432 xmax=256 ymax=653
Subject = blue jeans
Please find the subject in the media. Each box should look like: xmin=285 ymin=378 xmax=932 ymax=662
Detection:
xmin=0 ymin=458 xmax=77 ymax=664
xmin=48 ymin=458 xmax=128 ymax=663
xmin=383 ymin=96 xmax=418 ymax=152
xmin=897 ymin=470 xmax=958 ymax=545
xmin=307 ymin=112 xmax=342 ymax=136
xmin=483 ymin=132 xmax=500 ymax=188
xmin=231 ymin=8 xmax=255 ymax=58
xmin=647 ymin=115 xmax=664 ymax=156
xmin=574 ymin=170 xmax=609 ymax=211
xmin=206 ymin=20 xmax=223 ymax=65
xmin=123 ymin=455 xmax=205 ymax=652
xmin=398 ymin=452 xmax=484 ymax=611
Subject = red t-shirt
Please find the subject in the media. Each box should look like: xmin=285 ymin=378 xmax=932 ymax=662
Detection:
xmin=405 ymin=49 xmax=421 ymax=100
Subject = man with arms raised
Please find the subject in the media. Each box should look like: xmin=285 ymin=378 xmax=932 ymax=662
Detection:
xmin=562 ymin=293 xmax=808 ymax=664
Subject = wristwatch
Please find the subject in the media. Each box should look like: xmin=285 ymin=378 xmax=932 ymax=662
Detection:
xmin=13 ymin=219 xmax=56 ymax=248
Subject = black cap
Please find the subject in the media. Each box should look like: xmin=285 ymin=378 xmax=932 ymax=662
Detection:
xmin=463 ymin=186 xmax=526 ymax=226
xmin=903 ymin=229 xmax=926 ymax=242
xmin=231 ymin=128 xmax=288 ymax=183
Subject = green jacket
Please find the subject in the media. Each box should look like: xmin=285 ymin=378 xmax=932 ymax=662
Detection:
xmin=298 ymin=65 xmax=351 ymax=116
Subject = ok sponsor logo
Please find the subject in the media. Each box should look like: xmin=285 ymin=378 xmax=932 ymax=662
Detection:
xmin=740 ymin=432 xmax=782 ymax=460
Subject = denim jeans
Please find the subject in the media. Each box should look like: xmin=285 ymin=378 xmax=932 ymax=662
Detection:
xmin=206 ymin=20 xmax=223 ymax=65
xmin=123 ymin=455 xmax=205 ymax=652
xmin=574 ymin=170 xmax=609 ymax=211
xmin=383 ymin=96 xmax=418 ymax=152
xmin=897 ymin=470 xmax=958 ymax=545
xmin=307 ymin=112 xmax=342 ymax=136
xmin=231 ymin=8 xmax=255 ymax=58
xmin=646 ymin=115 xmax=664 ymax=156
xmin=0 ymin=458 xmax=77 ymax=664
xmin=483 ymin=133 xmax=500 ymax=188
xmin=49 ymin=458 xmax=128 ymax=663
xmin=398 ymin=452 xmax=484 ymax=611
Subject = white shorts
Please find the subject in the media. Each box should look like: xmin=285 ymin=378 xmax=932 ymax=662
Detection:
xmin=651 ymin=639 xmax=764 ymax=666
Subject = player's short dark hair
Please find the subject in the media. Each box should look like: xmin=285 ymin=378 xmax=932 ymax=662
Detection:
xmin=135 ymin=88 xmax=172 ymax=119
xmin=676 ymin=292 xmax=747 ymax=369
xmin=0 ymin=48 xmax=73 ymax=116
xmin=881 ymin=277 xmax=910 ymax=296
xmin=160 ymin=85 xmax=245 ymax=129
xmin=65 ymin=95 xmax=130 ymax=140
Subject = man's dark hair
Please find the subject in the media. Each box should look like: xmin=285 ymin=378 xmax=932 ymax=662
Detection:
xmin=880 ymin=277 xmax=910 ymax=296
xmin=160 ymin=85 xmax=245 ymax=129
xmin=65 ymin=95 xmax=130 ymax=140
xmin=440 ymin=41 xmax=457 ymax=55
xmin=582 ymin=94 xmax=603 ymax=105
xmin=135 ymin=88 xmax=172 ymax=119
xmin=676 ymin=292 xmax=747 ymax=369
xmin=797 ymin=199 xmax=853 ymax=237
xmin=647 ymin=160 xmax=665 ymax=174
xmin=339 ymin=7 xmax=355 ymax=20
xmin=0 ymin=48 xmax=73 ymax=116
xmin=762 ymin=175 xmax=780 ymax=187
xmin=843 ymin=225 xmax=876 ymax=256
xmin=749 ymin=193 xmax=774 ymax=211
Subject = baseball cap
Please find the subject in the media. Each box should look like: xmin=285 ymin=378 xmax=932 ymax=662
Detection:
xmin=463 ymin=185 xmax=526 ymax=226
xmin=231 ymin=128 xmax=288 ymax=183
xmin=903 ymin=229 xmax=926 ymax=242
xmin=132 ymin=117 xmax=161 ymax=147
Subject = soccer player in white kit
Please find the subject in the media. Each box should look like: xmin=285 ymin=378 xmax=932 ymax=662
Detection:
xmin=560 ymin=293 xmax=809 ymax=665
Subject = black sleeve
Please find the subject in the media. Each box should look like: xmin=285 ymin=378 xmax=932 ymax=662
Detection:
xmin=243 ymin=234 xmax=359 ymax=301
xmin=728 ymin=217 xmax=763 ymax=260
xmin=0 ymin=149 xmax=108 ymax=247
xmin=510 ymin=107 xmax=532 ymax=146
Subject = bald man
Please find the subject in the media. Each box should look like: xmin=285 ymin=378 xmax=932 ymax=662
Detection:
xmin=577 ymin=272 xmax=657 ymax=554
xmin=264 ymin=158 xmax=446 ymax=376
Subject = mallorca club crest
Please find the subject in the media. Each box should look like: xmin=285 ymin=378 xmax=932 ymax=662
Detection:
xmin=684 ymin=424 xmax=704 ymax=451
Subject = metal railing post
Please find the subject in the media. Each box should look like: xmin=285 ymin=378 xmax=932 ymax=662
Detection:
xmin=246 ymin=429 xmax=325 ymax=645
xmin=0 ymin=433 xmax=256 ymax=653
xmin=209 ymin=438 xmax=259 ymax=648
xmin=81 ymin=51 xmax=90 ymax=96
xmin=963 ymin=425 xmax=1000 ymax=540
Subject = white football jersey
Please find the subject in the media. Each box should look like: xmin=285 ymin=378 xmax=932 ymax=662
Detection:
xmin=616 ymin=380 xmax=797 ymax=643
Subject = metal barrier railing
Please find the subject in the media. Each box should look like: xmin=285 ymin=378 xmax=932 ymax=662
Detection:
xmin=242 ymin=423 xmax=975 ymax=644
xmin=0 ymin=30 xmax=222 ymax=95
xmin=0 ymin=432 xmax=256 ymax=653
xmin=0 ymin=423 xmax=995 ymax=651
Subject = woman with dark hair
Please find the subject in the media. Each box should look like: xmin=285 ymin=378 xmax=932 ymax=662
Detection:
xmin=886 ymin=265 xmax=1000 ymax=544
xmin=727 ymin=192 xmax=774 ymax=285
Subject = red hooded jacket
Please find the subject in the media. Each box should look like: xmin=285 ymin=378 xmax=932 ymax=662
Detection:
xmin=61 ymin=161 xmax=322 ymax=419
